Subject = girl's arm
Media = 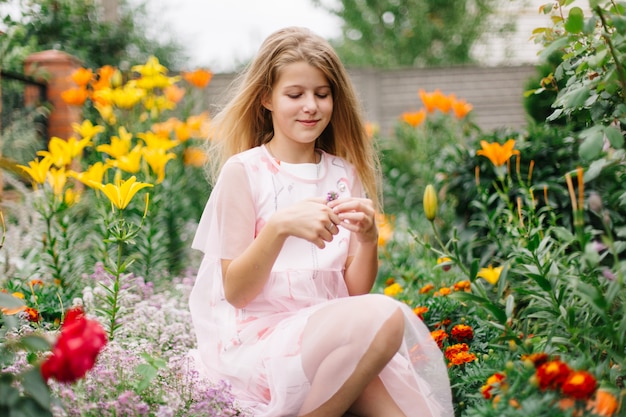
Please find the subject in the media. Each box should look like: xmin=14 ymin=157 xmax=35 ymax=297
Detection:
xmin=327 ymin=198 xmax=379 ymax=295
xmin=217 ymin=162 xmax=341 ymax=308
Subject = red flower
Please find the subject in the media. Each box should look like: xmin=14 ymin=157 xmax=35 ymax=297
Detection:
xmin=450 ymin=324 xmax=474 ymax=342
xmin=536 ymin=360 xmax=572 ymax=390
xmin=41 ymin=307 xmax=107 ymax=383
xmin=561 ymin=370 xmax=597 ymax=400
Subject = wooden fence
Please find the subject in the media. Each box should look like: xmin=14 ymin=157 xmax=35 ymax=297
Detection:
xmin=200 ymin=64 xmax=539 ymax=135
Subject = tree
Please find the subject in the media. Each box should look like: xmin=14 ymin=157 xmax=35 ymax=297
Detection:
xmin=0 ymin=0 xmax=185 ymax=71
xmin=314 ymin=0 xmax=502 ymax=68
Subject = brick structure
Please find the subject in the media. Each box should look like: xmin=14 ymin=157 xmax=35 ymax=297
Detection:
xmin=24 ymin=50 xmax=83 ymax=140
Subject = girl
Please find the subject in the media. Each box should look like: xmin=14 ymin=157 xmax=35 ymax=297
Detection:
xmin=189 ymin=27 xmax=453 ymax=417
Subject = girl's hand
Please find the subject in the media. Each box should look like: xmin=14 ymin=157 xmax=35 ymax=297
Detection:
xmin=273 ymin=198 xmax=341 ymax=249
xmin=327 ymin=197 xmax=378 ymax=244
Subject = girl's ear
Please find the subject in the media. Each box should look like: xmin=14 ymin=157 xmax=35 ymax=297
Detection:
xmin=261 ymin=93 xmax=273 ymax=111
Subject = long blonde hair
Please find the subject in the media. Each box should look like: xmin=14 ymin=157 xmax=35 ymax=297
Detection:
xmin=208 ymin=27 xmax=381 ymax=208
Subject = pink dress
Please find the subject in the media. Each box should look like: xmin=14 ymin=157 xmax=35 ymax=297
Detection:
xmin=189 ymin=145 xmax=453 ymax=417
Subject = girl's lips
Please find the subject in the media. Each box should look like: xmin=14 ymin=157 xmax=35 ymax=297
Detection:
xmin=298 ymin=119 xmax=319 ymax=127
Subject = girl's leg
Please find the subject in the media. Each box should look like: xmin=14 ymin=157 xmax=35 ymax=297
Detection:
xmin=298 ymin=301 xmax=406 ymax=417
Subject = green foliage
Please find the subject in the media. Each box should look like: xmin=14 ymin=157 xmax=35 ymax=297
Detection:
xmin=0 ymin=0 xmax=185 ymax=70
xmin=314 ymin=0 xmax=504 ymax=68
xmin=530 ymin=1 xmax=626 ymax=164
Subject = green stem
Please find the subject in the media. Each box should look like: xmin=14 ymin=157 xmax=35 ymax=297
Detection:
xmin=596 ymin=6 xmax=626 ymax=103
xmin=107 ymin=218 xmax=125 ymax=340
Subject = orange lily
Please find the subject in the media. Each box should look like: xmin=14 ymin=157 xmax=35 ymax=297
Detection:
xmin=476 ymin=139 xmax=520 ymax=167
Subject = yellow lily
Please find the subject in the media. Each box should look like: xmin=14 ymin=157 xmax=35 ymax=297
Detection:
xmin=142 ymin=148 xmax=176 ymax=184
xmin=17 ymin=157 xmax=54 ymax=185
xmin=476 ymin=139 xmax=520 ymax=167
xmin=90 ymin=175 xmax=153 ymax=210
xmin=72 ymin=120 xmax=105 ymax=142
xmin=106 ymin=144 xmax=143 ymax=174
xmin=47 ymin=166 xmax=67 ymax=197
xmin=96 ymin=127 xmax=133 ymax=159
xmin=476 ymin=265 xmax=503 ymax=285
xmin=131 ymin=56 xmax=167 ymax=78
xmin=137 ymin=131 xmax=179 ymax=151
xmin=112 ymin=85 xmax=145 ymax=109
xmin=69 ymin=162 xmax=110 ymax=188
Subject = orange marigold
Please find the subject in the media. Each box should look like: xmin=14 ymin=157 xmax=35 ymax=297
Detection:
xmin=561 ymin=370 xmax=597 ymax=400
xmin=481 ymin=372 xmax=506 ymax=399
xmin=536 ymin=360 xmax=572 ymax=390
xmin=521 ymin=352 xmax=549 ymax=368
xmin=444 ymin=343 xmax=469 ymax=360
xmin=413 ymin=306 xmax=428 ymax=319
xmin=419 ymin=283 xmax=434 ymax=294
xmin=437 ymin=287 xmax=452 ymax=296
xmin=451 ymin=324 xmax=474 ymax=342
xmin=24 ymin=307 xmax=40 ymax=323
xmin=453 ymin=280 xmax=471 ymax=292
xmin=447 ymin=350 xmax=477 ymax=368
xmin=430 ymin=329 xmax=448 ymax=348
xmin=588 ymin=389 xmax=619 ymax=417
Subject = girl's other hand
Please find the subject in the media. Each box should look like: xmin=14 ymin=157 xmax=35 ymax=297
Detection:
xmin=327 ymin=197 xmax=378 ymax=244
xmin=273 ymin=198 xmax=341 ymax=249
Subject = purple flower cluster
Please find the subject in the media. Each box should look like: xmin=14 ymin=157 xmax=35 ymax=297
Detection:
xmin=48 ymin=265 xmax=248 ymax=417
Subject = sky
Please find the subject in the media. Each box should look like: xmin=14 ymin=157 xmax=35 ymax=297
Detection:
xmin=142 ymin=0 xmax=342 ymax=73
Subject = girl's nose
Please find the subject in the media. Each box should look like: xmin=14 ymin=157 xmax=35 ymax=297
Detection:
xmin=303 ymin=94 xmax=317 ymax=113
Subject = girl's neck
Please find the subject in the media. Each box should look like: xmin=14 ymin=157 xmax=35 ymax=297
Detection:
xmin=266 ymin=140 xmax=319 ymax=164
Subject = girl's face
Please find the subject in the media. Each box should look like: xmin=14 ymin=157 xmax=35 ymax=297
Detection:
xmin=263 ymin=61 xmax=333 ymax=160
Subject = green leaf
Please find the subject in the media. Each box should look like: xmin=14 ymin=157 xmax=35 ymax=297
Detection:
xmin=0 ymin=380 xmax=19 ymax=406
xmin=18 ymin=336 xmax=51 ymax=353
xmin=564 ymin=7 xmax=584 ymax=33
xmin=604 ymin=125 xmax=624 ymax=148
xmin=561 ymin=85 xmax=591 ymax=108
xmin=505 ymin=294 xmax=515 ymax=320
xmin=578 ymin=126 xmax=605 ymax=160
xmin=0 ymin=293 xmax=25 ymax=309
xmin=20 ymin=368 xmax=51 ymax=410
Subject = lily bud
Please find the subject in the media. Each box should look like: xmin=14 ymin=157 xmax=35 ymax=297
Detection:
xmin=423 ymin=184 xmax=438 ymax=221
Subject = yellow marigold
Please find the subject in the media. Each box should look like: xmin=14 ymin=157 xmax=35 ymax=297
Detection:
xmin=437 ymin=256 xmax=452 ymax=271
xmin=383 ymin=283 xmax=403 ymax=297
